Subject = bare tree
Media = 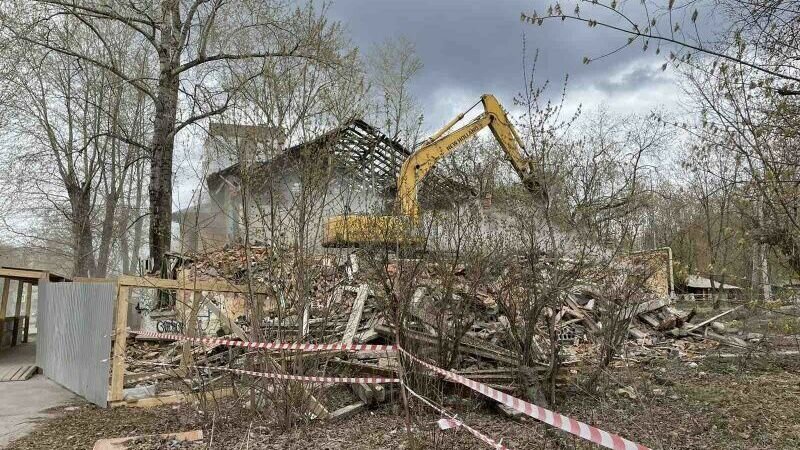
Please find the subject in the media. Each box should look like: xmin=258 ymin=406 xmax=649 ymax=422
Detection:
xmin=522 ymin=1 xmax=800 ymax=95
xmin=367 ymin=37 xmax=424 ymax=146
xmin=488 ymin=57 xmax=661 ymax=403
xmin=674 ymin=59 xmax=800 ymax=283
xmin=681 ymin=134 xmax=742 ymax=307
xmin=1 ymin=1 xmax=353 ymax=271
xmin=0 ymin=20 xmax=148 ymax=276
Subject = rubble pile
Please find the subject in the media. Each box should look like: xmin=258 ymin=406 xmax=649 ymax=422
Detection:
xmin=121 ymin=245 xmax=754 ymax=411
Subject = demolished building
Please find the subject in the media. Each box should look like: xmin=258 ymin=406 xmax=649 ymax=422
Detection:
xmin=174 ymin=120 xmax=465 ymax=252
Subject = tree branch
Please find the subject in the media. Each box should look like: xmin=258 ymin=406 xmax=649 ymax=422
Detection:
xmin=522 ymin=13 xmax=800 ymax=87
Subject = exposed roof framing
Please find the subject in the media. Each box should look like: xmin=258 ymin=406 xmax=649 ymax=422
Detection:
xmin=208 ymin=119 xmax=469 ymax=207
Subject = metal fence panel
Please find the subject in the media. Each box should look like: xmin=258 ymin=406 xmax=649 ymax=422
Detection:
xmin=36 ymin=281 xmax=114 ymax=407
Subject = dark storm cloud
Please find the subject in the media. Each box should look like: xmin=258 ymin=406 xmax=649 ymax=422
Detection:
xmin=327 ymin=0 xmax=681 ymax=125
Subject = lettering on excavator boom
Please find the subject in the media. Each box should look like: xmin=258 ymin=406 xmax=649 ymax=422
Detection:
xmin=445 ymin=122 xmax=484 ymax=151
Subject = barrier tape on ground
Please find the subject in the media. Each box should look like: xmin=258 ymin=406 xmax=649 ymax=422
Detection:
xmin=132 ymin=330 xmax=397 ymax=352
xmin=404 ymin=383 xmax=508 ymax=450
xmin=437 ymin=418 xmax=508 ymax=450
xmin=400 ymin=347 xmax=650 ymax=450
xmin=138 ymin=361 xmax=400 ymax=384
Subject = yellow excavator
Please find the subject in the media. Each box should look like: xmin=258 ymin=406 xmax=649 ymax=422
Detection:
xmin=322 ymin=94 xmax=542 ymax=247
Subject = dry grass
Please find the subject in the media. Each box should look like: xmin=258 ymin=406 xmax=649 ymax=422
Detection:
xmin=8 ymin=352 xmax=800 ymax=450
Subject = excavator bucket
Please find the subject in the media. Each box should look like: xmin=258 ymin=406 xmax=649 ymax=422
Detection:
xmin=322 ymin=215 xmax=423 ymax=248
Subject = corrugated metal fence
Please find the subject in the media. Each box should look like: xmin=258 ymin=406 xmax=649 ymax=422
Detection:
xmin=37 ymin=281 xmax=114 ymax=407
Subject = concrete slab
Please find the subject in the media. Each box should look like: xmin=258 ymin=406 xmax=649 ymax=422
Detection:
xmin=0 ymin=342 xmax=37 ymax=383
xmin=0 ymin=375 xmax=79 ymax=447
xmin=0 ymin=341 xmax=36 ymax=368
xmin=0 ymin=338 xmax=81 ymax=447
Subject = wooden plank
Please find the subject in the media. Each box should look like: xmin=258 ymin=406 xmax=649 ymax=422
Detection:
xmin=620 ymin=296 xmax=673 ymax=320
xmin=71 ymin=277 xmax=117 ymax=283
xmin=118 ymin=275 xmax=268 ymax=294
xmin=109 ymin=286 xmax=130 ymax=402
xmin=180 ymin=291 xmax=202 ymax=371
xmin=565 ymin=294 xmax=600 ymax=332
xmin=350 ymin=383 xmax=385 ymax=405
xmin=3 ymin=366 xmax=18 ymax=381
xmin=110 ymin=388 xmax=233 ymax=408
xmin=0 ymin=278 xmax=10 ymax=319
xmin=1 ymin=366 xmax=23 ymax=382
xmin=10 ymin=365 xmax=25 ymax=381
xmin=124 ymin=372 xmax=171 ymax=385
xmin=375 ymin=325 xmax=521 ymax=366
xmin=628 ymin=327 xmax=647 ymax=339
xmin=329 ymin=401 xmax=367 ymax=420
xmin=0 ymin=278 xmax=9 ymax=347
xmin=10 ymin=366 xmax=27 ymax=381
xmin=0 ymin=269 xmax=48 ymax=283
xmin=202 ymin=296 xmax=248 ymax=339
xmin=685 ymin=305 xmax=743 ymax=333
xmin=92 ymin=430 xmax=203 ymax=450
xmin=342 ymin=284 xmax=368 ymax=345
xmin=638 ymin=313 xmax=661 ymax=328
xmin=327 ymin=358 xmax=397 ymax=377
xmin=8 ymin=366 xmax=23 ymax=380
xmin=13 ymin=282 xmax=23 ymax=318
xmin=0 ymin=366 xmax=17 ymax=381
xmin=11 ymin=282 xmax=23 ymax=346
xmin=18 ymin=365 xmax=37 ymax=380
xmin=22 ymin=283 xmax=32 ymax=343
xmin=10 ymin=366 xmax=25 ymax=380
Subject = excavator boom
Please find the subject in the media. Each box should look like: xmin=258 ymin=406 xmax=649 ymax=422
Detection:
xmin=322 ymin=94 xmax=540 ymax=247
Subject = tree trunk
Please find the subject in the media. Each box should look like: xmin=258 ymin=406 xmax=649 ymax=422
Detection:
xmin=68 ymin=184 xmax=96 ymax=277
xmin=760 ymin=243 xmax=770 ymax=301
xmin=750 ymin=241 xmax=759 ymax=298
xmin=130 ymin=161 xmax=146 ymax=274
xmin=755 ymin=196 xmax=770 ymax=302
xmin=148 ymin=68 xmax=180 ymax=272
xmin=96 ymin=191 xmax=119 ymax=277
xmin=120 ymin=224 xmax=130 ymax=275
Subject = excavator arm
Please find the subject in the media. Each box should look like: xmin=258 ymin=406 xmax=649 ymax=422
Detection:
xmin=397 ymin=94 xmax=537 ymax=218
xmin=322 ymin=94 xmax=541 ymax=247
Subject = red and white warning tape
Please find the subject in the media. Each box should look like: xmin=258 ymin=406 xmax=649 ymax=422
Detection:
xmin=138 ymin=361 xmax=400 ymax=384
xmin=404 ymin=383 xmax=508 ymax=450
xmin=437 ymin=418 xmax=508 ymax=450
xmin=129 ymin=331 xmax=647 ymax=449
xmin=400 ymin=347 xmax=650 ymax=450
xmin=132 ymin=330 xmax=397 ymax=352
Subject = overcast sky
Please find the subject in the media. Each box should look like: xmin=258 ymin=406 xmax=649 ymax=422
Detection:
xmin=328 ymin=0 xmax=685 ymax=128
xmin=174 ymin=0 xmax=689 ymax=212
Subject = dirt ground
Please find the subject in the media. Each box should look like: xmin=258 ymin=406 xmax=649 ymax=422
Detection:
xmin=6 ymin=351 xmax=800 ymax=450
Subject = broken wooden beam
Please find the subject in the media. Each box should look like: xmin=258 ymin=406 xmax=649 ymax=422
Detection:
xmin=93 ymin=430 xmax=203 ymax=450
xmin=351 ymin=382 xmax=386 ymax=405
xmin=374 ymin=325 xmax=521 ymax=366
xmin=342 ymin=284 xmax=369 ymax=345
xmin=329 ymin=401 xmax=367 ymax=420
xmin=685 ymin=305 xmax=743 ymax=333
xmin=565 ymin=294 xmax=600 ymax=333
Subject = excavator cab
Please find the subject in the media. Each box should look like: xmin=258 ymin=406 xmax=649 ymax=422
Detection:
xmin=322 ymin=94 xmax=542 ymax=248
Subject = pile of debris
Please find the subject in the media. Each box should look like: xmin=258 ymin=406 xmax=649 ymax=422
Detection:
xmin=119 ymin=245 xmax=753 ymax=413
